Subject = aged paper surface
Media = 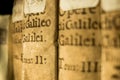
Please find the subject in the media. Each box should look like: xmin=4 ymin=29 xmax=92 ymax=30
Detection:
xmin=101 ymin=1 xmax=120 ymax=79
xmin=102 ymin=11 xmax=120 ymax=80
xmin=12 ymin=21 xmax=23 ymax=80
xmin=24 ymin=0 xmax=46 ymax=14
xmin=12 ymin=0 xmax=24 ymax=22
xmin=8 ymin=16 xmax=14 ymax=80
xmin=60 ymin=0 xmax=99 ymax=11
xmin=102 ymin=0 xmax=120 ymax=12
xmin=0 ymin=15 xmax=9 ymax=80
xmin=12 ymin=0 xmax=24 ymax=80
xmin=22 ymin=0 xmax=57 ymax=80
xmin=59 ymin=1 xmax=101 ymax=80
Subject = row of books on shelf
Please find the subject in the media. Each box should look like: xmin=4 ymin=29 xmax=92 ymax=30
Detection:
xmin=0 ymin=0 xmax=120 ymax=80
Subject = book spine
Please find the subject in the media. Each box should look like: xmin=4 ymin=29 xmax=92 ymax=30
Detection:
xmin=101 ymin=0 xmax=120 ymax=80
xmin=8 ymin=16 xmax=14 ymax=80
xmin=0 ymin=15 xmax=9 ymax=80
xmin=22 ymin=0 xmax=58 ymax=80
xmin=59 ymin=0 xmax=101 ymax=80
xmin=12 ymin=0 xmax=24 ymax=80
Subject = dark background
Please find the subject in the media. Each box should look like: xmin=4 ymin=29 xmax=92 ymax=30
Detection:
xmin=0 ymin=0 xmax=14 ymax=15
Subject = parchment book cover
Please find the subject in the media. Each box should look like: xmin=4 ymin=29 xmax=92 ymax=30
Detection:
xmin=59 ymin=0 xmax=101 ymax=80
xmin=12 ymin=0 xmax=24 ymax=80
xmin=101 ymin=0 xmax=120 ymax=80
xmin=0 ymin=15 xmax=9 ymax=80
xmin=8 ymin=16 xmax=14 ymax=80
xmin=22 ymin=0 xmax=58 ymax=80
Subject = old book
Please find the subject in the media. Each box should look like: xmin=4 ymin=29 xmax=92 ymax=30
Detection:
xmin=8 ymin=16 xmax=14 ymax=80
xmin=59 ymin=0 xmax=101 ymax=80
xmin=101 ymin=0 xmax=120 ymax=80
xmin=0 ymin=15 xmax=9 ymax=80
xmin=22 ymin=0 xmax=58 ymax=80
xmin=12 ymin=0 xmax=24 ymax=80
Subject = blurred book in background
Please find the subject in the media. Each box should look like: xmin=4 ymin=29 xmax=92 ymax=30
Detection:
xmin=0 ymin=15 xmax=10 ymax=80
